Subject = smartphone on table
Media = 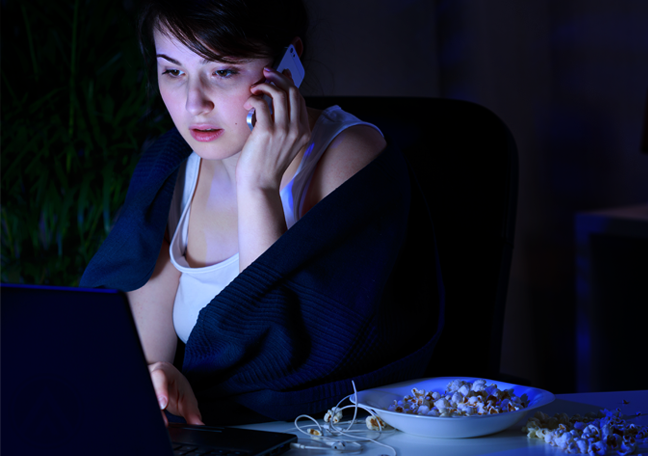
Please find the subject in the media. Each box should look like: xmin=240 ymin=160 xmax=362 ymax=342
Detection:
xmin=247 ymin=44 xmax=305 ymax=130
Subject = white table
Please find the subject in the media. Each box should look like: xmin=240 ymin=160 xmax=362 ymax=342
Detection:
xmin=239 ymin=390 xmax=648 ymax=455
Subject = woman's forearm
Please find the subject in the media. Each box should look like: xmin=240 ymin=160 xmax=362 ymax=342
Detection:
xmin=127 ymin=239 xmax=180 ymax=364
xmin=236 ymin=184 xmax=287 ymax=272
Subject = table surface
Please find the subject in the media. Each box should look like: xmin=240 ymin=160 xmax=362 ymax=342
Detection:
xmin=238 ymin=390 xmax=648 ymax=456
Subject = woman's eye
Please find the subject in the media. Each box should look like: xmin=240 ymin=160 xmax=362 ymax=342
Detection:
xmin=214 ymin=69 xmax=237 ymax=78
xmin=162 ymin=69 xmax=183 ymax=78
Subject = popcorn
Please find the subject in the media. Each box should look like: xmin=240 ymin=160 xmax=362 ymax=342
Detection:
xmin=472 ymin=379 xmax=487 ymax=392
xmin=582 ymin=424 xmax=601 ymax=439
xmin=606 ymin=433 xmax=623 ymax=451
xmin=574 ymin=438 xmax=589 ymax=454
xmin=458 ymin=384 xmax=472 ymax=396
xmin=619 ymin=436 xmax=637 ymax=455
xmin=433 ymin=397 xmax=451 ymax=411
xmin=390 ymin=401 xmax=405 ymax=414
xmin=521 ymin=409 xmax=648 ymax=455
xmin=324 ymin=407 xmax=343 ymax=424
xmin=446 ymin=379 xmax=469 ymax=392
xmin=451 ymin=391 xmax=464 ymax=405
xmin=387 ymin=379 xmax=529 ymax=417
xmin=366 ymin=415 xmax=392 ymax=431
xmin=590 ymin=440 xmax=606 ymax=455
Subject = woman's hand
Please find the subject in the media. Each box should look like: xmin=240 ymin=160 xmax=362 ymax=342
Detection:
xmin=236 ymin=67 xmax=311 ymax=271
xmin=149 ymin=361 xmax=204 ymax=426
xmin=237 ymin=67 xmax=311 ymax=192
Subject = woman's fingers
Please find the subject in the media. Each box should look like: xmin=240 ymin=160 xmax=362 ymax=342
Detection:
xmin=149 ymin=363 xmax=169 ymax=410
xmin=148 ymin=361 xmax=203 ymax=426
xmin=248 ymin=67 xmax=300 ymax=129
xmin=238 ymin=65 xmax=310 ymax=190
xmin=244 ymin=93 xmax=272 ymax=129
xmin=263 ymin=66 xmax=293 ymax=89
xmin=250 ymin=89 xmax=287 ymax=130
xmin=172 ymin=379 xmax=204 ymax=425
xmin=184 ymin=409 xmax=205 ymax=426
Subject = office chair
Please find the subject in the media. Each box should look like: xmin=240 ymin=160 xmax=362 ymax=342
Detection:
xmin=306 ymin=97 xmax=519 ymax=382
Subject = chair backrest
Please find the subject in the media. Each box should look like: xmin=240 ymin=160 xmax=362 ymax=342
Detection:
xmin=306 ymin=97 xmax=518 ymax=380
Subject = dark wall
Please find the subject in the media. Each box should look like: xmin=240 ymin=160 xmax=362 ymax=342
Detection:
xmin=302 ymin=0 xmax=648 ymax=393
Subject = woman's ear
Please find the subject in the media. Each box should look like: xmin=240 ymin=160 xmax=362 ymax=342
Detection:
xmin=290 ymin=36 xmax=304 ymax=57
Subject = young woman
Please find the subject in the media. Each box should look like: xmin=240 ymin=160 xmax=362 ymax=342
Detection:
xmin=81 ymin=0 xmax=443 ymax=425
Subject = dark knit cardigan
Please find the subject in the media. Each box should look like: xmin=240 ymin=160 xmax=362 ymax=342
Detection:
xmin=80 ymin=127 xmax=444 ymax=423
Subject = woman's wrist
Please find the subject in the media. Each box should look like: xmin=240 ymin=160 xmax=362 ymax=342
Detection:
xmin=237 ymin=184 xmax=287 ymax=271
xmin=235 ymin=173 xmax=282 ymax=195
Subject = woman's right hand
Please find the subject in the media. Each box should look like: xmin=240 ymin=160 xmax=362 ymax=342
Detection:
xmin=149 ymin=361 xmax=204 ymax=426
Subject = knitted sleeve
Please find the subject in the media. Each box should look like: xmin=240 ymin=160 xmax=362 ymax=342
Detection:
xmin=79 ymin=128 xmax=192 ymax=291
xmin=183 ymin=144 xmax=445 ymax=422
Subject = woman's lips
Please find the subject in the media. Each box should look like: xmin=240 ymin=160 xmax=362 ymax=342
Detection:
xmin=190 ymin=127 xmax=224 ymax=142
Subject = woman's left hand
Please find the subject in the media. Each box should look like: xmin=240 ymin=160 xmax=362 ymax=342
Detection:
xmin=235 ymin=67 xmax=310 ymax=271
xmin=237 ymin=67 xmax=311 ymax=192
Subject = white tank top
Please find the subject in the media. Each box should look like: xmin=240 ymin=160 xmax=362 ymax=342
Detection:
xmin=168 ymin=106 xmax=382 ymax=343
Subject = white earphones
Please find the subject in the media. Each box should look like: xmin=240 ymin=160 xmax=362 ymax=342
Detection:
xmin=291 ymin=440 xmax=362 ymax=453
xmin=290 ymin=381 xmax=397 ymax=455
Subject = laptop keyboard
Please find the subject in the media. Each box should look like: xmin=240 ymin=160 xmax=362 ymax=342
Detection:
xmin=172 ymin=443 xmax=248 ymax=455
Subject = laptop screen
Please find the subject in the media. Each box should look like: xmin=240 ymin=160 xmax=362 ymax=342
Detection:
xmin=1 ymin=284 xmax=297 ymax=456
xmin=1 ymin=284 xmax=174 ymax=455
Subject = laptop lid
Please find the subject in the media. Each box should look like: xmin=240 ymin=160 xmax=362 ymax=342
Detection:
xmin=1 ymin=284 xmax=296 ymax=456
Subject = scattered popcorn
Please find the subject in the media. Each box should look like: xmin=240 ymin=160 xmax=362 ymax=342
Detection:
xmin=387 ymin=379 xmax=529 ymax=417
xmin=324 ymin=407 xmax=343 ymax=424
xmin=522 ymin=408 xmax=648 ymax=455
xmin=366 ymin=415 xmax=393 ymax=431
xmin=307 ymin=428 xmax=322 ymax=436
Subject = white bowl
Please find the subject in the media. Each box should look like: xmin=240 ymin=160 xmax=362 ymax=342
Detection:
xmin=352 ymin=377 xmax=554 ymax=438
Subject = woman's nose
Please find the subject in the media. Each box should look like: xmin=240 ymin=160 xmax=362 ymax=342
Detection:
xmin=186 ymin=80 xmax=214 ymax=116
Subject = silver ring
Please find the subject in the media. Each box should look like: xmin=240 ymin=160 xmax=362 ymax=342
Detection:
xmin=246 ymin=108 xmax=255 ymax=131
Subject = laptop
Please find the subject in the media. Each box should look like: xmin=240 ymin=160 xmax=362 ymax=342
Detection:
xmin=1 ymin=284 xmax=297 ymax=456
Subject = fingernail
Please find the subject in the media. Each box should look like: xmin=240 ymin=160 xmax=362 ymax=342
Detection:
xmin=263 ymin=67 xmax=273 ymax=73
xmin=158 ymin=396 xmax=167 ymax=409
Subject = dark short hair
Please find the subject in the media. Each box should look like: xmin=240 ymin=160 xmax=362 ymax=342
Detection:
xmin=138 ymin=0 xmax=309 ymax=64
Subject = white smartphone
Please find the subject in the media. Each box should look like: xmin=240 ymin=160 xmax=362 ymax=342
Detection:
xmin=247 ymin=44 xmax=305 ymax=130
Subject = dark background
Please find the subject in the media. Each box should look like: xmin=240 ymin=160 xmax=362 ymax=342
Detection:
xmin=3 ymin=0 xmax=647 ymax=395
xmin=300 ymin=0 xmax=648 ymax=394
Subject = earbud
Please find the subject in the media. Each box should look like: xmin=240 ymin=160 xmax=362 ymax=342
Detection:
xmin=291 ymin=381 xmax=396 ymax=455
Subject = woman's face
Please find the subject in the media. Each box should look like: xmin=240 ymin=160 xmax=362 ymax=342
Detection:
xmin=154 ymin=28 xmax=272 ymax=161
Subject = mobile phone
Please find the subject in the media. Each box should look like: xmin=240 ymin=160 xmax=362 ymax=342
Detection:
xmin=247 ymin=44 xmax=305 ymax=130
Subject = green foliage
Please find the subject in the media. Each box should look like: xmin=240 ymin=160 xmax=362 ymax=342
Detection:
xmin=1 ymin=0 xmax=172 ymax=286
